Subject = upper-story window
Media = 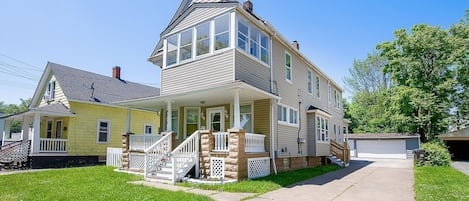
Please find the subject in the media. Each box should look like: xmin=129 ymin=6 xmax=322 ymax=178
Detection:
xmin=44 ymin=80 xmax=56 ymax=100
xmin=285 ymin=52 xmax=292 ymax=82
xmin=334 ymin=90 xmax=341 ymax=109
xmin=315 ymin=76 xmax=320 ymax=98
xmin=236 ymin=16 xmax=270 ymax=65
xmin=307 ymin=70 xmax=313 ymax=94
xmin=196 ymin=22 xmax=210 ymax=56
xmin=214 ymin=14 xmax=230 ymax=50
xmin=328 ymin=83 xmax=331 ymax=111
xmin=164 ymin=13 xmax=231 ymax=68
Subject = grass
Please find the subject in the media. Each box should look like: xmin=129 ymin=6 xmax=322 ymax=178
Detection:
xmin=179 ymin=165 xmax=340 ymax=193
xmin=415 ymin=166 xmax=469 ymax=201
xmin=0 ymin=166 xmax=213 ymax=201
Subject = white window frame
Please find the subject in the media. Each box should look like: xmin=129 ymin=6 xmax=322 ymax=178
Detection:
xmin=315 ymin=76 xmax=320 ymax=98
xmin=285 ymin=52 xmax=292 ymax=83
xmin=97 ymin=119 xmax=111 ymax=144
xmin=45 ymin=80 xmax=56 ymax=100
xmin=184 ymin=107 xmax=201 ymax=139
xmin=307 ymin=70 xmax=313 ymax=94
xmin=240 ymin=103 xmax=253 ymax=133
xmin=236 ymin=14 xmax=270 ymax=65
xmin=214 ymin=13 xmax=231 ymax=52
xmin=144 ymin=123 xmax=154 ymax=135
xmin=316 ymin=115 xmax=329 ymax=143
xmin=277 ymin=103 xmax=298 ymax=127
xmin=334 ymin=90 xmax=341 ymax=109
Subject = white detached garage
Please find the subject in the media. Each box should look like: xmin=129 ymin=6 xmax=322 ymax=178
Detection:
xmin=346 ymin=133 xmax=420 ymax=159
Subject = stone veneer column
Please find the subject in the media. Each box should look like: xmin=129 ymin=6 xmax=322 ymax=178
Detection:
xmin=199 ymin=130 xmax=213 ymax=178
xmin=225 ymin=128 xmax=247 ymax=181
xmin=121 ymin=132 xmax=133 ymax=170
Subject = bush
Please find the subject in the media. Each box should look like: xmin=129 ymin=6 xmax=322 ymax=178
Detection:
xmin=416 ymin=141 xmax=451 ymax=167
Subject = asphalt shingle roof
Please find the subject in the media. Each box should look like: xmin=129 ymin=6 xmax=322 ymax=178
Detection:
xmin=49 ymin=62 xmax=160 ymax=104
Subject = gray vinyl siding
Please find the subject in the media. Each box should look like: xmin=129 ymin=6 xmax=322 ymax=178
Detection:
xmin=235 ymin=50 xmax=271 ymax=92
xmin=167 ymin=7 xmax=235 ymax=36
xmin=307 ymin=113 xmax=316 ymax=156
xmin=161 ymin=50 xmax=234 ymax=95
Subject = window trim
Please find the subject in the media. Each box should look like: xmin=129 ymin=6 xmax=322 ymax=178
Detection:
xmin=236 ymin=14 xmax=270 ymax=65
xmin=96 ymin=119 xmax=111 ymax=144
xmin=315 ymin=75 xmax=320 ymax=98
xmin=315 ymin=115 xmax=329 ymax=143
xmin=307 ymin=70 xmax=313 ymax=95
xmin=277 ymin=103 xmax=298 ymax=127
xmin=240 ymin=103 xmax=254 ymax=133
xmin=144 ymin=123 xmax=154 ymax=135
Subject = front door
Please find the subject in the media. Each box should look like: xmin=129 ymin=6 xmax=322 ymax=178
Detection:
xmin=207 ymin=107 xmax=225 ymax=132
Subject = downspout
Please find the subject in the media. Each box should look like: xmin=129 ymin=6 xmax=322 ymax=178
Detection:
xmin=297 ymin=91 xmax=302 ymax=155
xmin=271 ymin=98 xmax=277 ymax=175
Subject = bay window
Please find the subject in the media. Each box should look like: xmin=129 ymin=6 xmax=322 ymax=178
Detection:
xmin=316 ymin=116 xmax=329 ymax=143
xmin=236 ymin=15 xmax=270 ymax=65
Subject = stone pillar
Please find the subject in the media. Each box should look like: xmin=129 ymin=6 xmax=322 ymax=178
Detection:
xmin=121 ymin=132 xmax=133 ymax=170
xmin=225 ymin=128 xmax=247 ymax=181
xmin=199 ymin=130 xmax=213 ymax=178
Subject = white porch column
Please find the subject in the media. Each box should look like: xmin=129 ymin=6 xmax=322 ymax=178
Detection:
xmin=21 ymin=115 xmax=32 ymax=141
xmin=166 ymin=100 xmax=172 ymax=132
xmin=2 ymin=119 xmax=11 ymax=145
xmin=233 ymin=89 xmax=241 ymax=129
xmin=125 ymin=108 xmax=131 ymax=133
xmin=31 ymin=113 xmax=41 ymax=154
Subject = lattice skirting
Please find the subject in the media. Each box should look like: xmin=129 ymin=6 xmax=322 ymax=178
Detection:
xmin=210 ymin=157 xmax=225 ymax=178
xmin=248 ymin=157 xmax=270 ymax=179
xmin=129 ymin=153 xmax=145 ymax=170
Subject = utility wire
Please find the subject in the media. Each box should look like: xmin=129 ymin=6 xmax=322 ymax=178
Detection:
xmin=0 ymin=52 xmax=42 ymax=71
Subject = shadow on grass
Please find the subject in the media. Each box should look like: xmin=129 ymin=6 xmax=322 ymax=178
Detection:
xmin=286 ymin=159 xmax=373 ymax=187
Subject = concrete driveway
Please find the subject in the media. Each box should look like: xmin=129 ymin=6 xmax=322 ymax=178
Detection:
xmin=248 ymin=158 xmax=414 ymax=201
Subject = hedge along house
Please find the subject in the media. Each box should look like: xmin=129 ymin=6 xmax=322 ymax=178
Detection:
xmin=116 ymin=0 xmax=350 ymax=182
xmin=0 ymin=62 xmax=160 ymax=168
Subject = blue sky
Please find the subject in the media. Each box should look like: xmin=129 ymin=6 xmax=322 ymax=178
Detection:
xmin=1 ymin=0 xmax=467 ymax=105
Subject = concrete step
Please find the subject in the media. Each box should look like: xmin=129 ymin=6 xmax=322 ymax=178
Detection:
xmin=146 ymin=175 xmax=172 ymax=183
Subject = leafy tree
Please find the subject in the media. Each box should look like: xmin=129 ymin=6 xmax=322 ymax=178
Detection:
xmin=343 ymin=52 xmax=390 ymax=94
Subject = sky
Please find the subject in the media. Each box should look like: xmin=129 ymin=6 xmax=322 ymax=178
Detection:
xmin=1 ymin=0 xmax=468 ymax=105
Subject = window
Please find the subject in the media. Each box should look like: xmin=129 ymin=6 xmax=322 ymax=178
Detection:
xmin=45 ymin=80 xmax=56 ymax=100
xmin=46 ymin=120 xmax=52 ymax=138
xmin=260 ymin=33 xmax=269 ymax=64
xmin=249 ymin=27 xmax=259 ymax=57
xmin=236 ymin=15 xmax=270 ymax=65
xmin=315 ymin=76 xmax=320 ymax=98
xmin=328 ymin=84 xmax=331 ymax=111
xmin=144 ymin=124 xmax=153 ymax=134
xmin=97 ymin=120 xmax=110 ymax=143
xmin=166 ymin=34 xmax=178 ymax=66
xmin=196 ymin=22 xmax=210 ymax=56
xmin=316 ymin=116 xmax=329 ymax=143
xmin=240 ymin=104 xmax=252 ymax=133
xmin=179 ymin=29 xmax=193 ymax=62
xmin=214 ymin=14 xmax=230 ymax=51
xmin=277 ymin=104 xmax=298 ymax=126
xmin=285 ymin=53 xmax=292 ymax=81
xmin=55 ymin=120 xmax=62 ymax=138
xmin=334 ymin=90 xmax=341 ymax=109
xmin=307 ymin=70 xmax=313 ymax=94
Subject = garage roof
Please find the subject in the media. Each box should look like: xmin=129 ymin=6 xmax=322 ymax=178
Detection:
xmin=438 ymin=127 xmax=469 ymax=141
xmin=346 ymin=133 xmax=420 ymax=140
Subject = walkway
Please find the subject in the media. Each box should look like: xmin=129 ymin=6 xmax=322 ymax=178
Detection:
xmin=451 ymin=161 xmax=469 ymax=176
xmin=248 ymin=158 xmax=415 ymax=201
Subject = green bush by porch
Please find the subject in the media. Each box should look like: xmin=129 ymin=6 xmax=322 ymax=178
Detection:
xmin=415 ymin=166 xmax=469 ymax=201
xmin=0 ymin=166 xmax=212 ymax=201
xmin=179 ymin=165 xmax=340 ymax=193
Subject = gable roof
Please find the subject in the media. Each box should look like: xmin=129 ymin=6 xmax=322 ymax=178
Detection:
xmin=31 ymin=62 xmax=160 ymax=107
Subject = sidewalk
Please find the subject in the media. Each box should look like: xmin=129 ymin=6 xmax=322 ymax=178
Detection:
xmin=131 ymin=181 xmax=256 ymax=201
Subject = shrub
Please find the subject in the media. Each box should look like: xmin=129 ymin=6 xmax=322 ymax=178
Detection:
xmin=416 ymin=141 xmax=451 ymax=167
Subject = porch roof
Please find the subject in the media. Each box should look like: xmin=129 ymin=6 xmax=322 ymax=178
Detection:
xmin=438 ymin=127 xmax=469 ymax=141
xmin=0 ymin=103 xmax=75 ymax=121
xmin=114 ymin=81 xmax=280 ymax=111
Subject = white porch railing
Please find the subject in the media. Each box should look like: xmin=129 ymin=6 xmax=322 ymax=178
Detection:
xmin=130 ymin=134 xmax=162 ymax=152
xmin=214 ymin=132 xmax=229 ymax=151
xmin=172 ymin=130 xmax=200 ymax=183
xmin=39 ymin=138 xmax=67 ymax=152
xmin=144 ymin=133 xmax=172 ymax=178
xmin=245 ymin=133 xmax=265 ymax=153
xmin=106 ymin=147 xmax=123 ymax=167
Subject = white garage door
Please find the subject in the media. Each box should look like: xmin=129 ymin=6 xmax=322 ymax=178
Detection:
xmin=356 ymin=140 xmax=406 ymax=159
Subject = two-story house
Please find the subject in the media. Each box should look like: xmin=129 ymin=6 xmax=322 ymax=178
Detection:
xmin=117 ymin=0 xmax=349 ymax=181
xmin=1 ymin=62 xmax=160 ymax=168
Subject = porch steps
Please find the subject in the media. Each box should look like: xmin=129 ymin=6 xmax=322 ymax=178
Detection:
xmin=328 ymin=155 xmax=349 ymax=167
xmin=0 ymin=140 xmax=30 ymax=169
xmin=146 ymin=163 xmax=173 ymax=182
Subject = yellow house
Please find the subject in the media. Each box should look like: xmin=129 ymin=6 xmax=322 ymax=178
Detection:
xmin=1 ymin=62 xmax=160 ymax=168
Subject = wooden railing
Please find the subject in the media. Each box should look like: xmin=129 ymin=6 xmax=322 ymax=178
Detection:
xmin=39 ymin=138 xmax=67 ymax=152
xmin=171 ymin=130 xmax=200 ymax=183
xmin=130 ymin=134 xmax=162 ymax=152
xmin=330 ymin=139 xmax=350 ymax=165
xmin=214 ymin=132 xmax=229 ymax=151
xmin=144 ymin=133 xmax=172 ymax=178
xmin=245 ymin=133 xmax=265 ymax=153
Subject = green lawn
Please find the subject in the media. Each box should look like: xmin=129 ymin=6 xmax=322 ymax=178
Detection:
xmin=415 ymin=166 xmax=469 ymax=201
xmin=0 ymin=166 xmax=212 ymax=201
xmin=179 ymin=165 xmax=340 ymax=193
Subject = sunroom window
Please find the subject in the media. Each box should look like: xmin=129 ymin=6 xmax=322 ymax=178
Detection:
xmin=179 ymin=29 xmax=193 ymax=62
xmin=237 ymin=19 xmax=249 ymax=52
xmin=166 ymin=34 xmax=178 ymax=66
xmin=260 ymin=33 xmax=269 ymax=64
xmin=196 ymin=22 xmax=210 ymax=56
xmin=249 ymin=27 xmax=259 ymax=57
xmin=214 ymin=14 xmax=230 ymax=51
xmin=236 ymin=15 xmax=270 ymax=65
